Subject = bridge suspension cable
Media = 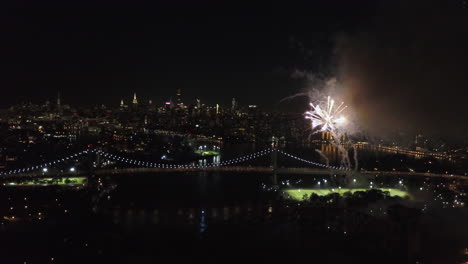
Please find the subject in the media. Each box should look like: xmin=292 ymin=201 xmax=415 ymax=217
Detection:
xmin=277 ymin=150 xmax=350 ymax=171
xmin=0 ymin=150 xmax=91 ymax=176
xmin=0 ymin=148 xmax=345 ymax=176
xmin=96 ymin=148 xmax=274 ymax=169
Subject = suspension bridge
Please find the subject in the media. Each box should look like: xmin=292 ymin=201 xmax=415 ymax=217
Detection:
xmin=0 ymin=148 xmax=466 ymax=182
xmin=0 ymin=148 xmax=344 ymax=185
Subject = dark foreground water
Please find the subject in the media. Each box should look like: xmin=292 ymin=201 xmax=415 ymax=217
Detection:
xmin=0 ymin=144 xmax=467 ymax=263
xmin=0 ymin=169 xmax=467 ymax=264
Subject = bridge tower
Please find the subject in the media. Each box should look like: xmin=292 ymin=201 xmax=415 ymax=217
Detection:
xmin=85 ymin=148 xmax=103 ymax=191
xmin=271 ymin=146 xmax=279 ymax=188
xmin=84 ymin=149 xmax=96 ymax=174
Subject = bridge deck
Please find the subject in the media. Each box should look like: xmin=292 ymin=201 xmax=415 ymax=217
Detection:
xmin=2 ymin=166 xmax=467 ymax=181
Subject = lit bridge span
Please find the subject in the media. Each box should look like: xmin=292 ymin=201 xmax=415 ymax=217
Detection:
xmin=92 ymin=166 xmax=468 ymax=180
xmin=0 ymin=148 xmax=347 ymax=177
xmin=0 ymin=148 xmax=466 ymax=181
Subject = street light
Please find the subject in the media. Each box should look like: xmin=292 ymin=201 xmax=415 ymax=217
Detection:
xmin=42 ymin=168 xmax=48 ymax=173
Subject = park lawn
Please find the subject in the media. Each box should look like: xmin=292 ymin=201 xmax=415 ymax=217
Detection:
xmin=6 ymin=177 xmax=87 ymax=186
xmin=195 ymin=150 xmax=220 ymax=156
xmin=283 ymin=188 xmax=411 ymax=201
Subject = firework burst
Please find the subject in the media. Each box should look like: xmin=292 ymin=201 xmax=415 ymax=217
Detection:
xmin=305 ymin=96 xmax=347 ymax=134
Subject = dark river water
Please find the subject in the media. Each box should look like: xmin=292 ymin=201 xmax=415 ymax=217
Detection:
xmin=96 ymin=142 xmax=459 ymax=209
xmin=1 ymin=143 xmax=467 ymax=264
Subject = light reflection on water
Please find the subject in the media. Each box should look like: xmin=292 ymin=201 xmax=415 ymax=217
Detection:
xmin=111 ymin=204 xmax=275 ymax=230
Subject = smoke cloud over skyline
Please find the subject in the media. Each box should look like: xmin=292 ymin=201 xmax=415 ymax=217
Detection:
xmin=335 ymin=0 xmax=468 ymax=140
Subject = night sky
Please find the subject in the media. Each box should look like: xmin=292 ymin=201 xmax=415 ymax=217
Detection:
xmin=1 ymin=0 xmax=468 ymax=138
xmin=0 ymin=1 xmax=371 ymax=107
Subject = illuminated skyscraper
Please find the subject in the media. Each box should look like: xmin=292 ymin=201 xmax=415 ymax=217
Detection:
xmin=176 ymin=89 xmax=182 ymax=107
xmin=133 ymin=93 xmax=138 ymax=104
xmin=56 ymin=91 xmax=62 ymax=116
xmin=57 ymin=91 xmax=61 ymax=108
xmin=231 ymin=98 xmax=237 ymax=112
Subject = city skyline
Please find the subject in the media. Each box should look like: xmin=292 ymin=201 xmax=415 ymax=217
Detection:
xmin=1 ymin=1 xmax=468 ymax=263
xmin=7 ymin=89 xmax=271 ymax=111
xmin=2 ymin=1 xmax=468 ymax=139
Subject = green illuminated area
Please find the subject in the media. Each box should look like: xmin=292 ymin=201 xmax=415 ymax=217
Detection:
xmin=5 ymin=177 xmax=87 ymax=187
xmin=195 ymin=150 xmax=220 ymax=156
xmin=283 ymin=188 xmax=411 ymax=201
